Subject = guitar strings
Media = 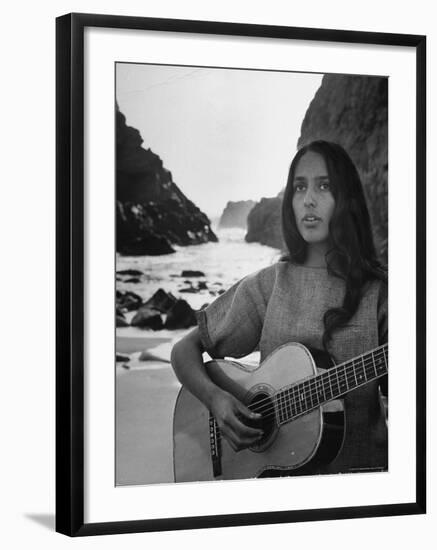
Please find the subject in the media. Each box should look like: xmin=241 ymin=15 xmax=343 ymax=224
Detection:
xmin=273 ymin=348 xmax=388 ymax=418
xmin=246 ymin=348 xmax=387 ymax=418
xmin=226 ymin=349 xmax=387 ymax=424
xmin=210 ymin=347 xmax=388 ymax=444
xmin=211 ymin=358 xmax=387 ymax=447
xmin=234 ymin=345 xmax=387 ymax=418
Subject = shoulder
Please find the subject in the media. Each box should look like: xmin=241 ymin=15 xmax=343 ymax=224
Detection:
xmin=242 ymin=260 xmax=292 ymax=295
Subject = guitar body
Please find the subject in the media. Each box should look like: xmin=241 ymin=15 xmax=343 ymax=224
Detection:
xmin=173 ymin=342 xmax=345 ymax=482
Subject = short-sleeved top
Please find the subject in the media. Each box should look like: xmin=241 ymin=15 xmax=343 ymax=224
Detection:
xmin=196 ymin=261 xmax=389 ymax=472
xmin=197 ymin=261 xmax=388 ymax=364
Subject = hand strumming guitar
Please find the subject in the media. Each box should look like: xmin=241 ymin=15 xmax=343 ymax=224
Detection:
xmin=208 ymin=388 xmax=263 ymax=452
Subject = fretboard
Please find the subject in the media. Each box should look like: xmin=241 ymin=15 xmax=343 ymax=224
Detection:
xmin=274 ymin=343 xmax=388 ymax=425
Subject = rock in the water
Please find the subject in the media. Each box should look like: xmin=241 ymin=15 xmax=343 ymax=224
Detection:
xmin=219 ymin=200 xmax=256 ymax=229
xmin=181 ymin=270 xmax=205 ymax=277
xmin=117 ymin=269 xmax=143 ymax=276
xmin=116 ymin=315 xmax=129 ymax=327
xmin=131 ymin=306 xmax=163 ymax=330
xmin=245 ymin=197 xmax=285 ymax=250
xmin=116 ymin=290 xmax=143 ymax=312
xmin=116 ymin=354 xmax=130 ymax=362
xmin=143 ymin=288 xmax=177 ymax=313
xmin=125 ymin=277 xmax=141 ymax=283
xmin=164 ymin=299 xmax=197 ymax=329
xmin=116 ymin=105 xmax=217 ymax=256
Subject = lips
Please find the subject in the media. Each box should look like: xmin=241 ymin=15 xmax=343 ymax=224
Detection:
xmin=302 ymin=214 xmax=321 ymax=222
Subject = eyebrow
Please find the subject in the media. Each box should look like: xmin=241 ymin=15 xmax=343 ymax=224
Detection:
xmin=293 ymin=175 xmax=330 ymax=182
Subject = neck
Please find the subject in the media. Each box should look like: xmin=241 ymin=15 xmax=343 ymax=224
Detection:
xmin=304 ymin=242 xmax=330 ymax=267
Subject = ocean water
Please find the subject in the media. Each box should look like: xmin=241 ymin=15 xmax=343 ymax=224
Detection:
xmin=116 ymin=227 xmax=281 ymax=311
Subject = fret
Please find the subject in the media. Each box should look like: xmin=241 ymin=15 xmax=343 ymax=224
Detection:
xmin=343 ymin=364 xmax=349 ymax=391
xmin=282 ymin=392 xmax=287 ymax=423
xmin=352 ymin=360 xmax=358 ymax=387
xmin=298 ymin=383 xmax=307 ymax=413
xmin=372 ymin=352 xmax=378 ymax=377
xmin=374 ymin=350 xmax=386 ymax=374
xmin=355 ymin=357 xmax=366 ymax=385
xmin=275 ymin=394 xmax=283 ymax=424
xmin=290 ymin=387 xmax=297 ymax=418
xmin=337 ymin=364 xmax=347 ymax=393
xmin=311 ymin=381 xmax=320 ymax=407
xmin=284 ymin=388 xmax=290 ymax=421
xmin=334 ymin=368 xmax=341 ymax=398
xmin=303 ymin=380 xmax=312 ymax=411
xmin=316 ymin=376 xmax=325 ymax=403
xmin=293 ymin=385 xmax=301 ymax=415
xmin=382 ymin=344 xmax=388 ymax=374
xmin=361 ymin=356 xmax=368 ymax=382
xmin=286 ymin=388 xmax=292 ymax=418
xmin=320 ymin=373 xmax=329 ymax=402
xmin=281 ymin=392 xmax=287 ymax=422
xmin=326 ymin=371 xmax=334 ymax=400
xmin=308 ymin=381 xmax=314 ymax=409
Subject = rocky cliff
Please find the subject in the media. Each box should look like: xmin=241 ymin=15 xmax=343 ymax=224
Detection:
xmin=116 ymin=105 xmax=217 ymax=255
xmin=298 ymin=75 xmax=388 ymax=261
xmin=219 ymin=200 xmax=256 ymax=229
xmin=245 ymin=196 xmax=285 ymax=249
xmin=245 ymin=75 xmax=388 ymax=262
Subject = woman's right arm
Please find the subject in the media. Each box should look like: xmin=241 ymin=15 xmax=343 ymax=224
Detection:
xmin=171 ymin=327 xmax=263 ymax=451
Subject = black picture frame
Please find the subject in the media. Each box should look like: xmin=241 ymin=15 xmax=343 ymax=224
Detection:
xmin=56 ymin=12 xmax=426 ymax=537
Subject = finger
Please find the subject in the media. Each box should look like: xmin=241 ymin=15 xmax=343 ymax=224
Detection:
xmin=225 ymin=415 xmax=264 ymax=439
xmin=220 ymin=427 xmax=242 ymax=451
xmin=225 ymin=425 xmax=263 ymax=450
xmin=235 ymin=402 xmax=262 ymax=422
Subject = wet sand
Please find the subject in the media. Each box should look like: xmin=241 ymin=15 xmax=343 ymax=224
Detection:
xmin=116 ymin=328 xmax=186 ymax=485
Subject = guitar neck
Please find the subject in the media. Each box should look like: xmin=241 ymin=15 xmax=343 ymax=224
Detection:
xmin=275 ymin=343 xmax=388 ymax=426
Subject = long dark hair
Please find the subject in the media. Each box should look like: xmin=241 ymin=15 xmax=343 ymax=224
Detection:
xmin=281 ymin=140 xmax=386 ymax=352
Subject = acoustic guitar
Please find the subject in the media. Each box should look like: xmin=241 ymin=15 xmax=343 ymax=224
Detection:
xmin=173 ymin=342 xmax=388 ymax=482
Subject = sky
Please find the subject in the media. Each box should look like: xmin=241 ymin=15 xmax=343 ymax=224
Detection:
xmin=116 ymin=64 xmax=323 ymax=219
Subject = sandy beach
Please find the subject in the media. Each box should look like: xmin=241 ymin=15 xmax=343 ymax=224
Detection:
xmin=116 ymin=326 xmax=261 ymax=486
xmin=116 ymin=327 xmax=189 ymax=486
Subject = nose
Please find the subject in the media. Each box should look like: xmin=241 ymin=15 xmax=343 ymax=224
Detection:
xmin=303 ymin=187 xmax=316 ymax=207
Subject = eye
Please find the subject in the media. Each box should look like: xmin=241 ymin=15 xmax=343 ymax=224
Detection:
xmin=319 ymin=181 xmax=331 ymax=191
xmin=294 ymin=183 xmax=306 ymax=193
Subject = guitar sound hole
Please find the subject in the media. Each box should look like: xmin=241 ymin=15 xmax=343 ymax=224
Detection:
xmin=248 ymin=392 xmax=276 ymax=448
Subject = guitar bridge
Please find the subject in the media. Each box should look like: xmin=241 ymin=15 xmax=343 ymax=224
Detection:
xmin=209 ymin=413 xmax=222 ymax=477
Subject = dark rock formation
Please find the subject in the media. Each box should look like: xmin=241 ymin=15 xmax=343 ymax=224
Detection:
xmin=116 ymin=290 xmax=143 ymax=312
xmin=131 ymin=307 xmax=164 ymax=330
xmin=181 ymin=270 xmax=205 ymax=277
xmin=244 ymin=75 xmax=388 ymax=262
xmin=143 ymin=289 xmax=177 ymax=313
xmin=117 ymin=269 xmax=143 ymax=276
xmin=245 ymin=197 xmax=285 ymax=250
xmin=116 ymin=315 xmax=129 ymax=328
xmin=298 ymin=75 xmax=388 ymax=262
xmin=116 ymin=105 xmax=218 ymax=255
xmin=164 ymin=300 xmax=197 ymax=329
xmin=219 ymin=200 xmax=256 ymax=229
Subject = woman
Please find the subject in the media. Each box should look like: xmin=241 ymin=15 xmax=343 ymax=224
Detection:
xmin=171 ymin=140 xmax=388 ymax=475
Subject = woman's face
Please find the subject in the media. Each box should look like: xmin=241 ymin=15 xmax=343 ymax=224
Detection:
xmin=292 ymin=151 xmax=336 ymax=246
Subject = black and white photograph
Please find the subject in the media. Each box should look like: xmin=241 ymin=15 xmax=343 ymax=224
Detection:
xmin=115 ymin=63 xmax=389 ymax=486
